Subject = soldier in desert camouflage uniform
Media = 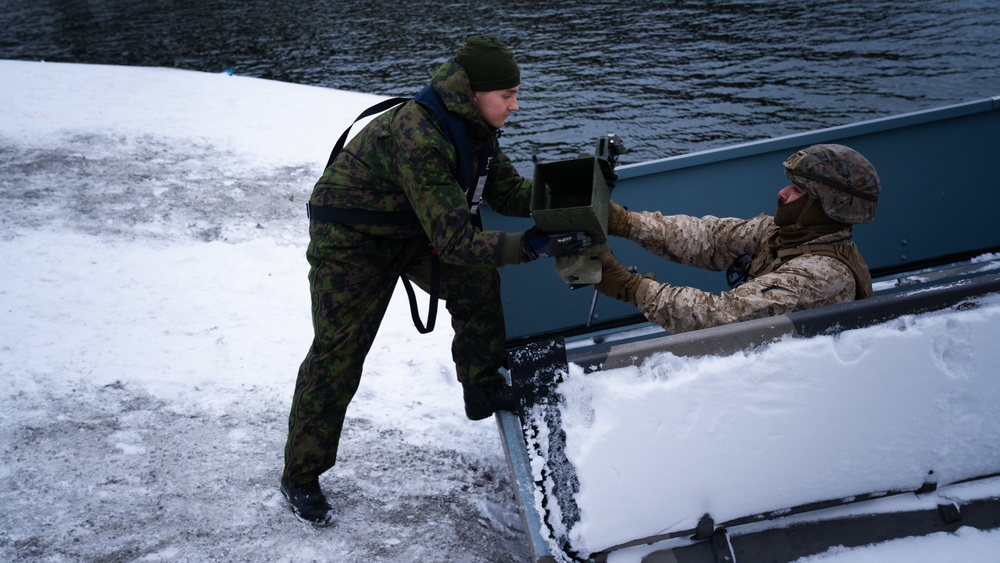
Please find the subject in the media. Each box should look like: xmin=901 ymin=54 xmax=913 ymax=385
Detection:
xmin=596 ymin=144 xmax=881 ymax=335
xmin=280 ymin=35 xmax=590 ymax=526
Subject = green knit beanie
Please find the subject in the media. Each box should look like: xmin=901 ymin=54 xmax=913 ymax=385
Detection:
xmin=454 ymin=35 xmax=520 ymax=91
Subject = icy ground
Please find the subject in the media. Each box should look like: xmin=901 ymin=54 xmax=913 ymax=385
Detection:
xmin=0 ymin=61 xmax=528 ymax=562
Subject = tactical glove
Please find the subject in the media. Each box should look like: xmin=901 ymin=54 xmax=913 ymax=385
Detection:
xmin=607 ymin=200 xmax=633 ymax=238
xmin=521 ymin=226 xmax=592 ymax=261
xmin=595 ymin=251 xmax=654 ymax=305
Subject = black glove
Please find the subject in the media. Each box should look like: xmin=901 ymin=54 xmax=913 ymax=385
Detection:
xmin=522 ymin=226 xmax=592 ymax=261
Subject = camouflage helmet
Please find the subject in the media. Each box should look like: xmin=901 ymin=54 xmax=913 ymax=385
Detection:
xmin=783 ymin=144 xmax=881 ymax=224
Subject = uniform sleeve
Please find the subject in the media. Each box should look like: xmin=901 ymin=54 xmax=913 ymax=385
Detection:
xmin=628 ymin=211 xmax=774 ymax=271
xmin=481 ymin=146 xmax=532 ymax=217
xmin=635 ymin=254 xmax=858 ymax=334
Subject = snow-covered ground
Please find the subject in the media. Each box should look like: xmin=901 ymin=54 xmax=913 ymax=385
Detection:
xmin=2 ymin=60 xmax=999 ymax=562
xmin=0 ymin=60 xmax=527 ymax=562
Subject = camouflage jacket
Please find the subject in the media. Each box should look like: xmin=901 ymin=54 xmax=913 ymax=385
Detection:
xmin=309 ymin=59 xmax=532 ymax=268
xmin=627 ymin=211 xmax=863 ymax=334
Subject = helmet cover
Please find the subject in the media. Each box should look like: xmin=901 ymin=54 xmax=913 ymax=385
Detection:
xmin=783 ymin=144 xmax=881 ymax=224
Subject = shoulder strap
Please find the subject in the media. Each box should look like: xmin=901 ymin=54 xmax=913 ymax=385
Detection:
xmin=413 ymin=85 xmax=495 ymax=228
xmin=776 ymin=241 xmax=874 ymax=299
xmin=325 ymin=96 xmax=410 ymax=168
xmin=414 ymin=85 xmax=472 ymax=189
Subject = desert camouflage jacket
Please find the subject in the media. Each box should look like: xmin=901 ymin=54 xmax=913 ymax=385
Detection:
xmin=309 ymin=59 xmax=532 ymax=268
xmin=627 ymin=211 xmax=862 ymax=334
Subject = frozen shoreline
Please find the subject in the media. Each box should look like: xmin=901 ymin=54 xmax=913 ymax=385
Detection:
xmin=0 ymin=60 xmax=529 ymax=562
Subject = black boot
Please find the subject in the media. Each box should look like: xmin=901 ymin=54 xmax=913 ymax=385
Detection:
xmin=280 ymin=478 xmax=335 ymax=527
xmin=463 ymin=382 xmax=518 ymax=420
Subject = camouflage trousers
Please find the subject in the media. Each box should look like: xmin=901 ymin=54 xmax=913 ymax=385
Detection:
xmin=282 ymin=222 xmax=506 ymax=485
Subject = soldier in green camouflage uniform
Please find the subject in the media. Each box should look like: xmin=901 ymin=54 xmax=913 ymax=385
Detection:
xmin=280 ymin=35 xmax=591 ymax=526
xmin=596 ymin=144 xmax=881 ymax=334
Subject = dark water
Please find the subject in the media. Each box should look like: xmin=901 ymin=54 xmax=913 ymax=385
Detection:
xmin=2 ymin=0 xmax=998 ymax=171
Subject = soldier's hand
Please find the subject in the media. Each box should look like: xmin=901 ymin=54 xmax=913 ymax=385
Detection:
xmin=522 ymin=226 xmax=592 ymax=261
xmin=607 ymin=200 xmax=632 ymax=238
xmin=595 ymin=251 xmax=654 ymax=305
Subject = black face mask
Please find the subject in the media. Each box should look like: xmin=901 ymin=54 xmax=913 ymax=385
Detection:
xmin=767 ymin=193 xmax=850 ymax=256
xmin=775 ymin=194 xmax=848 ymax=229
xmin=773 ymin=194 xmax=813 ymax=227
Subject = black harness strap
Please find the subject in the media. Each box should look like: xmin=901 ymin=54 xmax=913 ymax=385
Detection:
xmin=399 ymin=255 xmax=439 ymax=334
xmin=317 ymin=95 xmax=443 ymax=334
xmin=306 ymin=203 xmax=418 ymax=225
xmin=314 ymin=87 xmax=492 ymax=335
xmin=325 ymin=96 xmax=410 ymax=168
xmin=307 ymin=199 xmax=437 ymax=334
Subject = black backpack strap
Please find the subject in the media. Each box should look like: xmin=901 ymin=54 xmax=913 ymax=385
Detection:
xmin=325 ymin=96 xmax=410 ymax=168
